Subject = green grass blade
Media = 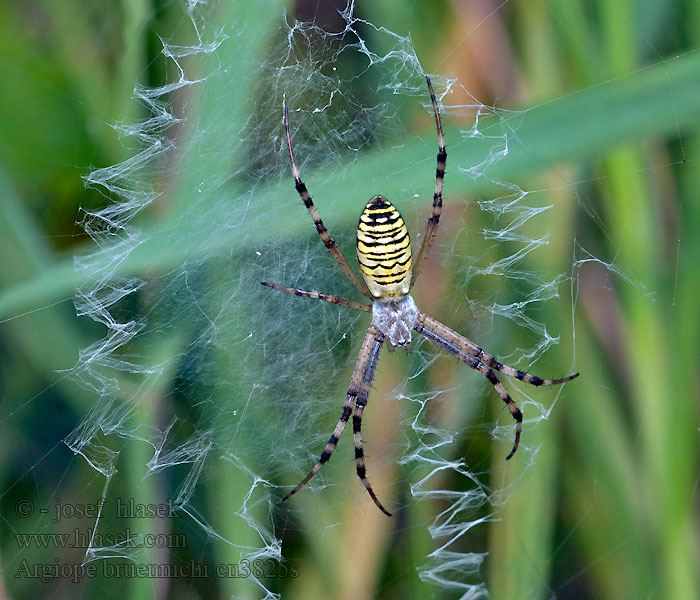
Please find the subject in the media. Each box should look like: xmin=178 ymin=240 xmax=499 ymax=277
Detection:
xmin=2 ymin=51 xmax=699 ymax=321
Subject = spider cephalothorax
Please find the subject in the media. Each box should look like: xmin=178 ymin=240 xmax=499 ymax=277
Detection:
xmin=262 ymin=76 xmax=578 ymax=516
xmin=370 ymin=295 xmax=418 ymax=348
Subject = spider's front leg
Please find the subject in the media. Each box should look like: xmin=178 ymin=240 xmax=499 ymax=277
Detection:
xmin=284 ymin=104 xmax=372 ymax=299
xmin=282 ymin=325 xmax=391 ymax=515
xmin=411 ymin=75 xmax=447 ymax=287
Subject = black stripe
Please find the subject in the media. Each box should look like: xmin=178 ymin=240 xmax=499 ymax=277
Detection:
xmin=359 ymin=253 xmax=412 ymax=269
xmin=358 ymin=257 xmax=410 ymax=269
xmin=367 ymin=210 xmax=400 ymax=220
xmin=365 ymin=273 xmax=408 ymax=283
xmin=360 ymin=218 xmax=402 ymax=227
xmin=353 ymin=415 xmax=362 ymax=433
xmin=320 ymin=435 xmax=338 ymax=463
xmin=363 ymin=210 xmax=396 ymax=218
xmin=358 ymin=242 xmax=407 ymax=253
xmin=357 ymin=233 xmax=407 ymax=245
xmin=358 ymin=258 xmax=411 ymax=271
xmin=359 ymin=247 xmax=410 ymax=260
xmin=485 ymin=370 xmax=499 ymax=384
xmin=360 ymin=222 xmax=403 ymax=233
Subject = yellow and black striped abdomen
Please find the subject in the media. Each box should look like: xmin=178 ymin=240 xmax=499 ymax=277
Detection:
xmin=356 ymin=196 xmax=412 ymax=299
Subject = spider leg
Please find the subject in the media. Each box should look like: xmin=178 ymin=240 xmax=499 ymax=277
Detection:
xmin=284 ymin=104 xmax=372 ymax=299
xmin=282 ymin=325 xmax=386 ymax=508
xmin=353 ymin=400 xmax=392 ymax=516
xmin=417 ymin=313 xmax=579 ymax=385
xmin=466 ymin=344 xmax=578 ymax=385
xmin=281 ymin=392 xmax=355 ymax=503
xmin=472 ymin=360 xmax=522 ymax=460
xmin=414 ymin=312 xmax=578 ymax=459
xmin=261 ymin=282 xmax=371 ymax=313
xmin=411 ymin=75 xmax=447 ymax=287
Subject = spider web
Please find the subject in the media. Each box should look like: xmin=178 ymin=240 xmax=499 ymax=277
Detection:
xmin=68 ymin=4 xmax=572 ymax=595
xmin=3 ymin=0 xmax=696 ymax=598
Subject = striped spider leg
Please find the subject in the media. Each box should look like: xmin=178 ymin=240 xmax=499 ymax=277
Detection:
xmin=284 ymin=103 xmax=372 ymax=299
xmin=414 ymin=313 xmax=579 ymax=459
xmin=277 ymin=320 xmax=391 ymax=516
xmin=411 ymin=75 xmax=447 ymax=287
xmin=260 ymin=282 xmax=371 ymax=313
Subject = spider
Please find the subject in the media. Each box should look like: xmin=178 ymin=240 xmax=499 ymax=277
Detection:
xmin=263 ymin=76 xmax=578 ymax=517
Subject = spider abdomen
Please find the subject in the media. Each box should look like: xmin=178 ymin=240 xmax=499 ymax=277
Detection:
xmin=357 ymin=196 xmax=412 ymax=299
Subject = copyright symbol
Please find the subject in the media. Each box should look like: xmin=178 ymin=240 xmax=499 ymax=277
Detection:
xmin=16 ymin=499 xmax=33 ymax=518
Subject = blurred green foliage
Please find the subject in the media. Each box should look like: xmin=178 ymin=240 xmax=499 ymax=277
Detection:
xmin=1 ymin=0 xmax=699 ymax=599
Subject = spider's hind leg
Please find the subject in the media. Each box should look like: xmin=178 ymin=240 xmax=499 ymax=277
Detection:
xmin=472 ymin=360 xmax=523 ymax=460
xmin=281 ymin=397 xmax=354 ymax=503
xmin=480 ymin=352 xmax=579 ymax=386
xmin=353 ymin=402 xmax=392 ymax=517
xmin=281 ymin=325 xmax=389 ymax=514
xmin=414 ymin=313 xmax=579 ymax=460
